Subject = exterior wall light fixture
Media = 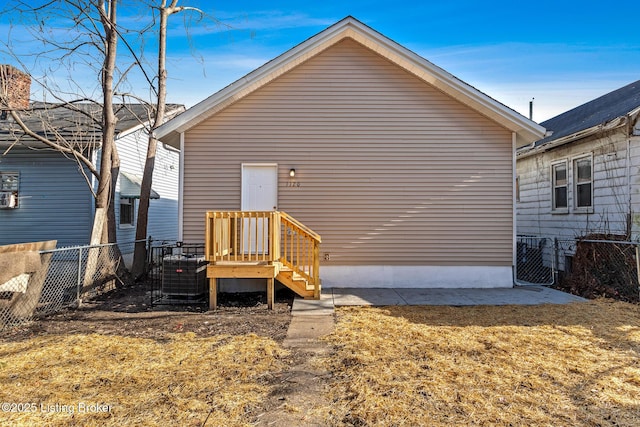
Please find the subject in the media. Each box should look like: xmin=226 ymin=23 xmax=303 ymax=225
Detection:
xmin=289 ymin=168 xmax=296 ymax=178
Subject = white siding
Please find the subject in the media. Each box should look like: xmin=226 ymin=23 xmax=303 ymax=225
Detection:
xmin=628 ymin=135 xmax=640 ymax=238
xmin=182 ymin=39 xmax=514 ymax=268
xmin=517 ymin=130 xmax=634 ymax=242
xmin=116 ymin=129 xmax=179 ymax=253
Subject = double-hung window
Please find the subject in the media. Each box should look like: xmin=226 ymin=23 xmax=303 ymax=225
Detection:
xmin=574 ymin=155 xmax=593 ymax=210
xmin=119 ymin=197 xmax=135 ymax=227
xmin=551 ymin=161 xmax=568 ymax=211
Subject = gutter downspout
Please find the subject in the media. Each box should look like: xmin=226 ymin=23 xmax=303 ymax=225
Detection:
xmin=178 ymin=132 xmax=185 ymax=242
xmin=627 ymin=135 xmax=632 ymax=238
xmin=512 ymin=131 xmax=517 ymax=287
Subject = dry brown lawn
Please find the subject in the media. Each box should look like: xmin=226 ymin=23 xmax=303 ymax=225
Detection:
xmin=0 ymin=299 xmax=639 ymax=426
xmin=0 ymin=332 xmax=288 ymax=426
xmin=322 ymin=300 xmax=640 ymax=426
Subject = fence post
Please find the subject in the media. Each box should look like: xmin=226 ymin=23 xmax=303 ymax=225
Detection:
xmin=554 ymin=238 xmax=559 ymax=285
xmin=77 ymin=247 xmax=83 ymax=307
xmin=146 ymin=236 xmax=153 ymax=276
xmin=636 ymin=244 xmax=640 ymax=302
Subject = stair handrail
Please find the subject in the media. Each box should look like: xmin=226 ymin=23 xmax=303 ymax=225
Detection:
xmin=279 ymin=212 xmax=322 ymax=242
xmin=278 ymin=212 xmax=321 ymax=298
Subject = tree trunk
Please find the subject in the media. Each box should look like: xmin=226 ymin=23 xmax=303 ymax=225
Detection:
xmin=95 ymin=0 xmax=118 ymax=246
xmin=131 ymin=2 xmax=174 ymax=279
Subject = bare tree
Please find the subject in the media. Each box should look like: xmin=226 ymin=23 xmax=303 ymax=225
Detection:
xmin=129 ymin=1 xmax=210 ymax=278
xmin=130 ymin=0 xmax=203 ymax=278
xmin=2 ymin=0 xmax=229 ymax=281
xmin=1 ymin=1 xmax=122 ymax=242
xmin=0 ymin=0 xmax=129 ymax=284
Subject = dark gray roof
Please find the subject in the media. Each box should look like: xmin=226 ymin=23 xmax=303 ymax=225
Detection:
xmin=533 ymin=79 xmax=640 ymax=147
xmin=0 ymin=102 xmax=183 ymax=147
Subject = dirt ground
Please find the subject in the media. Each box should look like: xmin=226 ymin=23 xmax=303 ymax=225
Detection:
xmin=3 ymin=284 xmax=294 ymax=342
xmin=1 ymin=284 xmax=334 ymax=425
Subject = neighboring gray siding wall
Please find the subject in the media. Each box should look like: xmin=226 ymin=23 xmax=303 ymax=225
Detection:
xmin=0 ymin=147 xmax=93 ymax=247
xmin=516 ymin=130 xmax=633 ymax=241
xmin=183 ymin=38 xmax=514 ymax=266
xmin=116 ymin=130 xmax=180 ymax=253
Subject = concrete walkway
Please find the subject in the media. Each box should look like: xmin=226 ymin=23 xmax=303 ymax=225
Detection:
xmin=330 ymin=286 xmax=587 ymax=307
xmin=284 ymin=285 xmax=584 ymax=344
xmin=284 ymin=293 xmax=335 ymax=346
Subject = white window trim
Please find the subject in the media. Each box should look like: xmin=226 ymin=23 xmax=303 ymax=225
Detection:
xmin=572 ymin=153 xmax=594 ymax=213
xmin=551 ymin=159 xmax=568 ymax=214
xmin=0 ymin=171 xmax=19 ymax=209
xmin=119 ymin=197 xmax=136 ymax=229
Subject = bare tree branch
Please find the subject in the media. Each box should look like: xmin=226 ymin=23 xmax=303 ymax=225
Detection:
xmin=6 ymin=109 xmax=100 ymax=178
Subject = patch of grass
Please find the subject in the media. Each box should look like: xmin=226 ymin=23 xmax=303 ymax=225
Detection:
xmin=0 ymin=333 xmax=288 ymax=426
xmin=322 ymin=300 xmax=640 ymax=426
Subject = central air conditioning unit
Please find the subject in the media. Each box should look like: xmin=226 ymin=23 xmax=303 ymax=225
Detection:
xmin=161 ymin=254 xmax=208 ymax=297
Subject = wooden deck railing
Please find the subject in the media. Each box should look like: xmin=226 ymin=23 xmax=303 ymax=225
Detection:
xmin=205 ymin=211 xmax=279 ymax=263
xmin=205 ymin=211 xmax=321 ymax=297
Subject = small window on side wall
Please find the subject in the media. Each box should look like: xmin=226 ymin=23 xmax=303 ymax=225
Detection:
xmin=551 ymin=161 xmax=568 ymax=212
xmin=574 ymin=156 xmax=593 ymax=210
xmin=119 ymin=197 xmax=135 ymax=227
xmin=0 ymin=171 xmax=19 ymax=209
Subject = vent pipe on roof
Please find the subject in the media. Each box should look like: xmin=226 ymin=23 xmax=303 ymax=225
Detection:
xmin=529 ymin=98 xmax=534 ymax=120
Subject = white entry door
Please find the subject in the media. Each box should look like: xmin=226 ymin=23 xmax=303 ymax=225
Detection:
xmin=241 ymin=164 xmax=278 ymax=253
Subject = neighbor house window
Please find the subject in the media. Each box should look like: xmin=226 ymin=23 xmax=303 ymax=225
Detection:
xmin=119 ymin=197 xmax=135 ymax=227
xmin=0 ymin=171 xmax=19 ymax=209
xmin=0 ymin=171 xmax=19 ymax=192
xmin=551 ymin=161 xmax=568 ymax=211
xmin=515 ymin=176 xmax=520 ymax=202
xmin=574 ymin=155 xmax=593 ymax=209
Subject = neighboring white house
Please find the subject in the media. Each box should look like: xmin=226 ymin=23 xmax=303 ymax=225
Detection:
xmin=155 ymin=16 xmax=544 ymax=291
xmin=0 ymin=97 xmax=183 ymax=261
xmin=516 ymin=79 xmax=640 ymax=271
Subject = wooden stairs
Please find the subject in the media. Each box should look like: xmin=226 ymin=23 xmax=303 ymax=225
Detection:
xmin=205 ymin=211 xmax=321 ymax=310
xmin=276 ymin=265 xmax=318 ymax=299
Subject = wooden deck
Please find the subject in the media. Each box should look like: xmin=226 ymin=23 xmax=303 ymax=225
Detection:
xmin=205 ymin=211 xmax=321 ymax=310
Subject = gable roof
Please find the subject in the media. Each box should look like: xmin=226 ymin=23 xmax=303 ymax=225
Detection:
xmin=0 ymin=102 xmax=184 ymax=148
xmin=518 ymin=80 xmax=640 ymax=156
xmin=155 ymin=16 xmax=545 ymax=148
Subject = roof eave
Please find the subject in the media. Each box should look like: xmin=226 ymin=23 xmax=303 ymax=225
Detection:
xmin=155 ymin=16 xmax=545 ymax=145
xmin=517 ymin=115 xmax=629 ymax=159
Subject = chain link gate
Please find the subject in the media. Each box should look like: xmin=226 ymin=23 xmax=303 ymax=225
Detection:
xmin=515 ymin=236 xmax=555 ymax=286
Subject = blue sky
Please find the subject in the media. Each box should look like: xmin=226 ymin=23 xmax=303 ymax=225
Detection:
xmin=3 ymin=0 xmax=639 ymax=123
xmin=157 ymin=0 xmax=639 ymax=122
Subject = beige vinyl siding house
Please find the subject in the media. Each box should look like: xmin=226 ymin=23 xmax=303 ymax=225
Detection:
xmin=156 ymin=16 xmax=544 ymax=289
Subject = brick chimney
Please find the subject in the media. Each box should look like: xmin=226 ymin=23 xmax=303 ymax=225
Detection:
xmin=0 ymin=64 xmax=31 ymax=111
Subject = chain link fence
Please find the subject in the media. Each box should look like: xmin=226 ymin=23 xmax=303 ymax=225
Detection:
xmin=1 ymin=240 xmax=143 ymax=331
xmin=517 ymin=234 xmax=640 ymax=303
xmin=556 ymin=237 xmax=640 ymax=303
